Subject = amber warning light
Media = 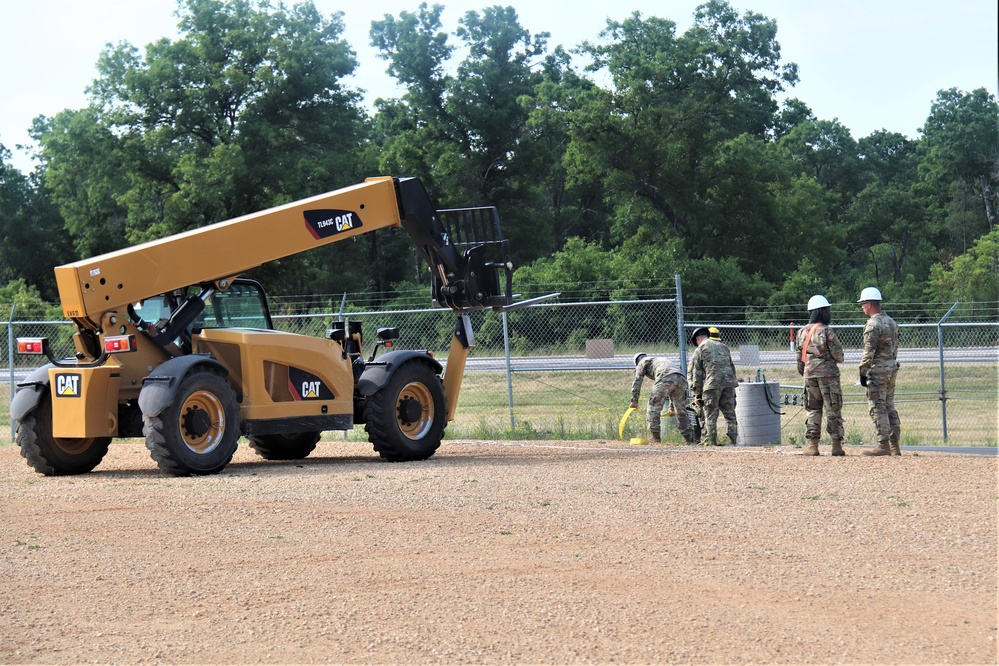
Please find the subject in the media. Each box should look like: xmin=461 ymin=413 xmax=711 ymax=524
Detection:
xmin=104 ymin=335 xmax=137 ymax=353
xmin=17 ymin=338 xmax=46 ymax=355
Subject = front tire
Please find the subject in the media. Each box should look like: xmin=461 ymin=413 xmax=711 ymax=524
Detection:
xmin=16 ymin=393 xmax=111 ymax=475
xmin=248 ymin=432 xmax=321 ymax=460
xmin=143 ymin=369 xmax=240 ymax=476
xmin=364 ymin=362 xmax=446 ymax=462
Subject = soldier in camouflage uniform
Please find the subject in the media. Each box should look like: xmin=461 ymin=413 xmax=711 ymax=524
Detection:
xmin=687 ymin=327 xmax=739 ymax=446
xmin=857 ymin=287 xmax=902 ymax=456
xmin=795 ymin=295 xmax=845 ymax=456
xmin=630 ymin=353 xmax=695 ymax=444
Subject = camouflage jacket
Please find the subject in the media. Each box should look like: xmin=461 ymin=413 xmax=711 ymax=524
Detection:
xmin=860 ymin=312 xmax=900 ymax=376
xmin=631 ymin=356 xmax=684 ymax=403
xmin=687 ymin=339 xmax=738 ymax=394
xmin=795 ymin=323 xmax=844 ymax=378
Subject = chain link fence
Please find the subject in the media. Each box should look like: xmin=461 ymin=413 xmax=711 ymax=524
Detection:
xmin=4 ymin=290 xmax=997 ymax=447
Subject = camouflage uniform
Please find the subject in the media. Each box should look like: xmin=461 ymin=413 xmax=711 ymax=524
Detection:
xmin=687 ymin=339 xmax=739 ymax=445
xmin=632 ymin=357 xmax=693 ymax=442
xmin=860 ymin=312 xmax=901 ymax=448
xmin=795 ymin=323 xmax=845 ymax=444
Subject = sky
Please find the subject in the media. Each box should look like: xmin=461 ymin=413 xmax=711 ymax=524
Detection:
xmin=1 ymin=0 xmax=996 ymax=173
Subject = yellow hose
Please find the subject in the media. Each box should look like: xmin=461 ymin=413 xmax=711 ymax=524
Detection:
xmin=618 ymin=407 xmax=637 ymax=439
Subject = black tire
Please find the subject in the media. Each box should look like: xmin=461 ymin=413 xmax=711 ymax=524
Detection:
xmin=686 ymin=407 xmax=702 ymax=443
xmin=143 ymin=368 xmax=240 ymax=476
xmin=364 ymin=362 xmax=446 ymax=462
xmin=15 ymin=393 xmax=111 ymax=475
xmin=248 ymin=432 xmax=321 ymax=460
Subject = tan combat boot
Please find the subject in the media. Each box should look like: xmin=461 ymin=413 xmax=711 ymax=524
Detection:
xmin=649 ymin=430 xmax=662 ymax=445
xmin=889 ymin=435 xmax=901 ymax=457
xmin=803 ymin=440 xmax=820 ymax=456
xmin=830 ymin=440 xmax=845 ymax=456
xmin=862 ymin=440 xmax=892 ymax=456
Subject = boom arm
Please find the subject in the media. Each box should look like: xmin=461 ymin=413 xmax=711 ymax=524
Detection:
xmin=53 ymin=176 xmax=514 ymax=326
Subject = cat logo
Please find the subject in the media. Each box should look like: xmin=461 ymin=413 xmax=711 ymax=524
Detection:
xmin=288 ymin=367 xmax=334 ymax=400
xmin=304 ymin=209 xmax=364 ymax=240
xmin=55 ymin=373 xmax=82 ymax=398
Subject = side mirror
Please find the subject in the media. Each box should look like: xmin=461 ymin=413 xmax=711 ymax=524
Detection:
xmin=376 ymin=327 xmax=400 ymax=341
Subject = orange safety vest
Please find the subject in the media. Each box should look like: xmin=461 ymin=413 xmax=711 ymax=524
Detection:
xmin=800 ymin=323 xmax=820 ymax=363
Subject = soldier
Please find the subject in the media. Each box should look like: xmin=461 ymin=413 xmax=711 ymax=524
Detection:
xmin=687 ymin=327 xmax=739 ymax=446
xmin=795 ymin=295 xmax=845 ymax=456
xmin=857 ymin=287 xmax=902 ymax=456
xmin=630 ymin=353 xmax=695 ymax=444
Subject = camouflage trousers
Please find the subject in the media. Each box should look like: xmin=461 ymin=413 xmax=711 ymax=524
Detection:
xmin=803 ymin=376 xmax=844 ymax=442
xmin=697 ymin=387 xmax=738 ymax=445
xmin=648 ymin=374 xmax=693 ymax=441
xmin=866 ymin=369 xmax=900 ymax=444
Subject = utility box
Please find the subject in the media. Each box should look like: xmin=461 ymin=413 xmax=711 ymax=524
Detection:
xmin=586 ymin=339 xmax=614 ymax=359
xmin=739 ymin=345 xmax=760 ymax=366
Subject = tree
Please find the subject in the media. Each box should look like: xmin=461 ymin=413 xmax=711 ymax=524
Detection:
xmin=371 ymin=4 xmax=556 ymax=264
xmin=925 ymin=228 xmax=999 ymax=302
xmin=919 ymin=88 xmax=999 ymax=232
xmin=0 ymin=145 xmax=74 ymax=298
xmin=858 ymin=130 xmax=917 ymax=187
xmin=779 ymin=118 xmax=864 ymax=202
xmin=35 ymin=0 xmax=377 ymax=295
xmin=567 ymin=1 xmax=798 ymax=245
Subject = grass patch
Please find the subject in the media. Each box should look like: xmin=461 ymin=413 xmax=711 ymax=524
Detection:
xmin=2 ymin=361 xmax=994 ymax=447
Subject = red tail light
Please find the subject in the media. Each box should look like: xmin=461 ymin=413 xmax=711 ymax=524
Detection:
xmin=104 ymin=335 xmax=137 ymax=353
xmin=17 ymin=338 xmax=46 ymax=355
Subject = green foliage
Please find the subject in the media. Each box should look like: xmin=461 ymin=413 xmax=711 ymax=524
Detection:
xmin=2 ymin=1 xmax=995 ymax=311
xmin=35 ymin=0 xmax=374 ymax=296
xmin=0 ymin=279 xmax=61 ymax=320
xmin=925 ymin=229 xmax=999 ymax=302
xmin=0 ymin=146 xmax=74 ymax=299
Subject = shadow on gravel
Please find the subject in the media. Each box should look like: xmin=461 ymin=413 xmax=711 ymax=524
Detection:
xmin=79 ymin=441 xmax=664 ymax=479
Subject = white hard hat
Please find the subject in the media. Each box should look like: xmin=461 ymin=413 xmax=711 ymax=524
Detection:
xmin=857 ymin=287 xmax=882 ymax=302
xmin=633 ymin=352 xmax=647 ymax=366
xmin=807 ymin=294 xmax=830 ymax=310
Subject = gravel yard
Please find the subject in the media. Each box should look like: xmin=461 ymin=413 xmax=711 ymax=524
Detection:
xmin=1 ymin=439 xmax=996 ymax=664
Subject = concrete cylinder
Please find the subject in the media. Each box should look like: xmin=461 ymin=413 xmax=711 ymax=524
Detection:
xmin=735 ymin=381 xmax=782 ymax=446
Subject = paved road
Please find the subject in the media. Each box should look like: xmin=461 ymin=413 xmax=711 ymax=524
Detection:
xmin=461 ymin=347 xmax=998 ymax=372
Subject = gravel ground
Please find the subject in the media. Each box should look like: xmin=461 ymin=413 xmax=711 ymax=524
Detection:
xmin=0 ymin=439 xmax=996 ymax=665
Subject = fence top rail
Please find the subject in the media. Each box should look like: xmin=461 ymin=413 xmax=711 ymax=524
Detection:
xmin=272 ymin=298 xmax=680 ymax=321
xmin=685 ymin=322 xmax=999 ymax=330
xmin=6 ymin=319 xmax=73 ymax=326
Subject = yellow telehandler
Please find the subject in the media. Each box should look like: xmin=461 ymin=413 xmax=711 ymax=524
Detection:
xmin=12 ymin=176 xmax=536 ymax=476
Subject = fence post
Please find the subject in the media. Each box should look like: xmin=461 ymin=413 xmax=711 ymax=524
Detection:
xmin=8 ymin=303 xmax=16 ymax=442
xmin=937 ymin=302 xmax=958 ymax=442
xmin=675 ymin=274 xmax=687 ymax=375
xmin=502 ymin=310 xmax=515 ymax=429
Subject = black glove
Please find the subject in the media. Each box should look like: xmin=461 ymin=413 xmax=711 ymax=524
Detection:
xmin=859 ymin=372 xmax=868 ymax=387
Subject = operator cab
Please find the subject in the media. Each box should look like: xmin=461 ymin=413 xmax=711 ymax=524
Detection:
xmin=131 ymin=278 xmax=274 ymax=356
xmin=198 ymin=280 xmax=273 ymax=330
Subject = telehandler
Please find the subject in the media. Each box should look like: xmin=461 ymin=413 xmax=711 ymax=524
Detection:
xmin=12 ymin=176 xmax=534 ymax=476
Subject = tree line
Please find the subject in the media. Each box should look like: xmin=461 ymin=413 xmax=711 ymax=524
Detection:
xmin=0 ymin=0 xmax=996 ymax=313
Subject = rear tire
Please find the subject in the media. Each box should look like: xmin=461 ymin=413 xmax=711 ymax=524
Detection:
xmin=364 ymin=362 xmax=445 ymax=462
xmin=16 ymin=393 xmax=111 ymax=475
xmin=248 ymin=432 xmax=320 ymax=460
xmin=143 ymin=369 xmax=240 ymax=476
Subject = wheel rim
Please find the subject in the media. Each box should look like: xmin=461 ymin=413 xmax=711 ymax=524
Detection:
xmin=179 ymin=390 xmax=227 ymax=454
xmin=54 ymin=437 xmax=97 ymax=456
xmin=397 ymin=381 xmax=434 ymax=440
